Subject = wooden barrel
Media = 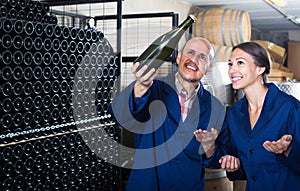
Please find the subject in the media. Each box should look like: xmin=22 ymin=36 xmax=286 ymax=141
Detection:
xmin=195 ymin=8 xmax=251 ymax=46
xmin=205 ymin=168 xmax=233 ymax=191
xmin=212 ymin=44 xmax=232 ymax=62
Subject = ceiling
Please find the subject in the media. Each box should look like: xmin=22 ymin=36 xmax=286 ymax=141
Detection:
xmin=183 ymin=0 xmax=300 ymax=32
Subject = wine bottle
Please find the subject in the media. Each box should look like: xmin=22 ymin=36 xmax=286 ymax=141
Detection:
xmin=13 ymin=20 xmax=24 ymax=34
xmin=135 ymin=14 xmax=197 ymax=75
xmin=2 ymin=34 xmax=12 ymax=49
xmin=12 ymin=35 xmax=23 ymax=50
xmin=43 ymin=52 xmax=52 ymax=65
xmin=0 ymin=6 xmax=7 ymax=17
xmin=24 ymin=67 xmax=33 ymax=80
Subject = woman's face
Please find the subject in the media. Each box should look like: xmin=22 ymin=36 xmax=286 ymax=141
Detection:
xmin=228 ymin=48 xmax=264 ymax=90
xmin=176 ymin=38 xmax=210 ymax=83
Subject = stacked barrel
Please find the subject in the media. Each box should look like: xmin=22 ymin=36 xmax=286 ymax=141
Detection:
xmin=0 ymin=0 xmax=120 ymax=190
xmin=192 ymin=7 xmax=251 ymax=62
xmin=193 ymin=7 xmax=251 ymax=107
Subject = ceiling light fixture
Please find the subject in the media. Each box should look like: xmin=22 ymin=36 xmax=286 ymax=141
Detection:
xmin=264 ymin=0 xmax=300 ymax=26
xmin=287 ymin=16 xmax=300 ymax=25
xmin=87 ymin=17 xmax=96 ymax=29
xmin=294 ymin=17 xmax=300 ymax=23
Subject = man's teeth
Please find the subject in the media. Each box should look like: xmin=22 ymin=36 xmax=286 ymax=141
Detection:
xmin=187 ymin=65 xmax=196 ymax=71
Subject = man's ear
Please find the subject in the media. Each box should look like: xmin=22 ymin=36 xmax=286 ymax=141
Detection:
xmin=176 ymin=52 xmax=182 ymax=65
xmin=205 ymin=64 xmax=213 ymax=75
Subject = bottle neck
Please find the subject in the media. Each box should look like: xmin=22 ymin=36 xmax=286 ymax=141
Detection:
xmin=178 ymin=15 xmax=196 ymax=30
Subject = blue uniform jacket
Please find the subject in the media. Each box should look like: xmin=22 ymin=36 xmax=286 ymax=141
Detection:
xmin=110 ymin=72 xmax=225 ymax=191
xmin=215 ymin=83 xmax=300 ymax=191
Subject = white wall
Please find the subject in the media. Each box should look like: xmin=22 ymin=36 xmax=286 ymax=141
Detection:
xmin=122 ymin=0 xmax=192 ymax=48
xmin=123 ymin=0 xmax=191 ymax=22
xmin=289 ymin=30 xmax=300 ymax=41
xmin=119 ymin=0 xmax=193 ymax=88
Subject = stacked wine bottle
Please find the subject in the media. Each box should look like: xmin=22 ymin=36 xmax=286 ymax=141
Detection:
xmin=0 ymin=0 xmax=120 ymax=190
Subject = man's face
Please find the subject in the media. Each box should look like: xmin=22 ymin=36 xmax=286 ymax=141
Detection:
xmin=176 ymin=39 xmax=210 ymax=83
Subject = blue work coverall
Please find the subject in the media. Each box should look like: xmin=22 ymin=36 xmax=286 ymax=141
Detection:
xmin=215 ymin=83 xmax=300 ymax=191
xmin=110 ymin=72 xmax=225 ymax=191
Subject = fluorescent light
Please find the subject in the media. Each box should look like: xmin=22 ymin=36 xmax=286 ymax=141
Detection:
xmin=267 ymin=0 xmax=287 ymax=7
xmin=287 ymin=16 xmax=300 ymax=25
xmin=295 ymin=17 xmax=300 ymax=23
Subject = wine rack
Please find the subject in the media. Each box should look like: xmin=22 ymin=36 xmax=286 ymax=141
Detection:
xmin=0 ymin=0 xmax=121 ymax=190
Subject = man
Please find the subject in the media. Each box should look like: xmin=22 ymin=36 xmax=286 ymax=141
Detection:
xmin=110 ymin=37 xmax=225 ymax=191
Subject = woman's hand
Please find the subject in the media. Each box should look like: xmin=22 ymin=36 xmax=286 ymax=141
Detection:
xmin=263 ymin=134 xmax=292 ymax=157
xmin=219 ymin=155 xmax=240 ymax=172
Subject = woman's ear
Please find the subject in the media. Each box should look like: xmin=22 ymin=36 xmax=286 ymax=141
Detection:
xmin=257 ymin=66 xmax=266 ymax=76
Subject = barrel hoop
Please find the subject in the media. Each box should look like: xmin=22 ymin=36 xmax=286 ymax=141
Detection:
xmin=221 ymin=9 xmax=227 ymax=46
xmin=229 ymin=9 xmax=236 ymax=46
xmin=192 ymin=19 xmax=196 ymax=38
xmin=223 ymin=45 xmax=231 ymax=61
xmin=239 ymin=11 xmax=245 ymax=43
xmin=214 ymin=45 xmax=222 ymax=60
xmin=200 ymin=10 xmax=208 ymax=37
xmin=233 ymin=10 xmax=239 ymax=45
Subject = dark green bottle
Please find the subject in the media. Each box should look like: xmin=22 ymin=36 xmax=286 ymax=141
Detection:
xmin=135 ymin=14 xmax=197 ymax=75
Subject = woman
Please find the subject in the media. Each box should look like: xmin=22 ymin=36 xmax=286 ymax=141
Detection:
xmin=195 ymin=41 xmax=300 ymax=191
